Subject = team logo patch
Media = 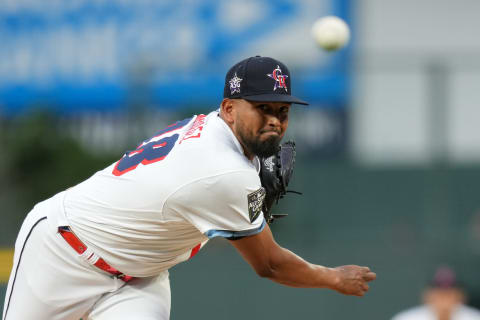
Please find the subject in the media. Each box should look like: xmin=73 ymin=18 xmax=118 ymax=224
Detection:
xmin=247 ymin=187 xmax=266 ymax=223
xmin=267 ymin=65 xmax=288 ymax=92
xmin=229 ymin=72 xmax=243 ymax=95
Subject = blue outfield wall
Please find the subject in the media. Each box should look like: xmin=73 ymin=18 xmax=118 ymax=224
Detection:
xmin=0 ymin=0 xmax=352 ymax=115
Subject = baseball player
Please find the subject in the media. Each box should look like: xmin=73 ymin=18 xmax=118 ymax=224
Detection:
xmin=3 ymin=56 xmax=376 ymax=320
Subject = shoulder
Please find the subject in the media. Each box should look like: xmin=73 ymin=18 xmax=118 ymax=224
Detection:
xmin=165 ymin=168 xmax=262 ymax=221
xmin=165 ymin=169 xmax=264 ymax=234
xmin=169 ymin=169 xmax=261 ymax=202
xmin=176 ymin=111 xmax=253 ymax=173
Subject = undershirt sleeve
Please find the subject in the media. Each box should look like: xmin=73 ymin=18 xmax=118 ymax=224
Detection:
xmin=165 ymin=170 xmax=266 ymax=240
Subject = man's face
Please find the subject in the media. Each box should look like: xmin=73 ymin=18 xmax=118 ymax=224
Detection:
xmin=230 ymin=99 xmax=290 ymax=158
xmin=423 ymin=287 xmax=465 ymax=313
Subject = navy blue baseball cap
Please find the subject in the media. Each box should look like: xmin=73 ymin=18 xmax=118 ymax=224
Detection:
xmin=223 ymin=56 xmax=308 ymax=106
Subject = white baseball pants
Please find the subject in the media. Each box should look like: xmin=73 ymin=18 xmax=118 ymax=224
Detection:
xmin=3 ymin=205 xmax=171 ymax=320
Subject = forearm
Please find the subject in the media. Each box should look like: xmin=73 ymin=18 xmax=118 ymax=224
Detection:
xmin=263 ymin=247 xmax=337 ymax=289
xmin=230 ymin=224 xmax=375 ymax=296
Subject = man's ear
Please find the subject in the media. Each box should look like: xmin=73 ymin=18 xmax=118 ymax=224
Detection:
xmin=220 ymin=98 xmax=235 ymax=125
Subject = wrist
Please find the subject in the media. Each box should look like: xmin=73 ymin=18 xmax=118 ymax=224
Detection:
xmin=324 ymin=267 xmax=340 ymax=290
xmin=313 ymin=265 xmax=340 ymax=289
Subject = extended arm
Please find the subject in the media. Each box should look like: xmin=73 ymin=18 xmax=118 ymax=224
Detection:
xmin=229 ymin=223 xmax=376 ymax=296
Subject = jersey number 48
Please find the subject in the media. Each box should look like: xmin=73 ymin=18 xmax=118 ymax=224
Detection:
xmin=112 ymin=117 xmax=192 ymax=176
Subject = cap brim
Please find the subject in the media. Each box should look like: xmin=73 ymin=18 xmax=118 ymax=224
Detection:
xmin=243 ymin=93 xmax=309 ymax=106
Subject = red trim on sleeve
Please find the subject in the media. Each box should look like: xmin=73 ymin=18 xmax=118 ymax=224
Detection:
xmin=189 ymin=243 xmax=201 ymax=259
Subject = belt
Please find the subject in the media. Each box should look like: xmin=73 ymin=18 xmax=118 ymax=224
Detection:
xmin=58 ymin=226 xmax=134 ymax=282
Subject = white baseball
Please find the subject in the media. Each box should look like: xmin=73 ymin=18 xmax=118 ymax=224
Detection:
xmin=311 ymin=16 xmax=350 ymax=51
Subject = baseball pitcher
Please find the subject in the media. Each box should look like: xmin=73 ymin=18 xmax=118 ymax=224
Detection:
xmin=3 ymin=56 xmax=376 ymax=320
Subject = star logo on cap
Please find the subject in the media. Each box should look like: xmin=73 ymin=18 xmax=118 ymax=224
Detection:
xmin=229 ymin=73 xmax=243 ymax=95
xmin=267 ymin=65 xmax=288 ymax=92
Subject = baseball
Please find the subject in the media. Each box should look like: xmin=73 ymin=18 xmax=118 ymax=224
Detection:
xmin=311 ymin=16 xmax=350 ymax=51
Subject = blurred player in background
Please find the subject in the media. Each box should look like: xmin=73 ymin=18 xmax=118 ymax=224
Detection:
xmin=392 ymin=266 xmax=480 ymax=320
xmin=3 ymin=56 xmax=376 ymax=320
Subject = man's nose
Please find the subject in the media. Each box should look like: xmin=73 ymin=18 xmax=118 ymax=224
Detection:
xmin=266 ymin=114 xmax=281 ymax=128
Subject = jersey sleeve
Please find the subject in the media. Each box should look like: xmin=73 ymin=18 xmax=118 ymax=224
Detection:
xmin=165 ymin=170 xmax=266 ymax=240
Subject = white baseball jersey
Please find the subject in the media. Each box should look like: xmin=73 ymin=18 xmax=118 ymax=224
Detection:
xmin=45 ymin=110 xmax=266 ymax=277
xmin=391 ymin=305 xmax=480 ymax=320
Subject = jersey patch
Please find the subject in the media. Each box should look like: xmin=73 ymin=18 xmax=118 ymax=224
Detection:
xmin=247 ymin=187 xmax=266 ymax=223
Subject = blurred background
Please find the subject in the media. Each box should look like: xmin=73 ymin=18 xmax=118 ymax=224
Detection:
xmin=1 ymin=0 xmax=480 ymax=319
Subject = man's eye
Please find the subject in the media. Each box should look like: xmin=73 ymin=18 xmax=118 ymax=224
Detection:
xmin=258 ymin=104 xmax=268 ymax=111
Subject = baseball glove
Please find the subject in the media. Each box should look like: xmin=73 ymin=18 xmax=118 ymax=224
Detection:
xmin=259 ymin=140 xmax=300 ymax=224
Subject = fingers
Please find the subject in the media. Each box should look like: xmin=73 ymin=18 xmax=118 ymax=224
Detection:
xmin=342 ymin=280 xmax=372 ymax=297
xmin=352 ymin=283 xmax=370 ymax=297
xmin=358 ymin=268 xmax=375 ymax=296
xmin=358 ymin=266 xmax=376 ymax=282
xmin=358 ymin=267 xmax=377 ymax=297
xmin=335 ymin=265 xmax=376 ymax=297
xmin=364 ymin=271 xmax=377 ymax=282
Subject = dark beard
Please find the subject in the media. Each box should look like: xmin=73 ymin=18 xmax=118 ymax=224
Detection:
xmin=241 ymin=133 xmax=281 ymax=158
